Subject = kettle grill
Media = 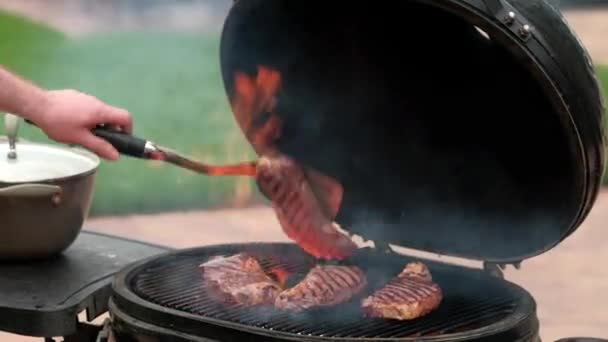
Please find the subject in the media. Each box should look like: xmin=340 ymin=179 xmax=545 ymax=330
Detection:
xmin=0 ymin=0 xmax=606 ymax=341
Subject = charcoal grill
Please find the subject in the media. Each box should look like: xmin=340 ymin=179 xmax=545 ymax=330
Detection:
xmin=0 ymin=0 xmax=606 ymax=341
xmin=103 ymin=0 xmax=606 ymax=340
xmin=109 ymin=243 xmax=539 ymax=342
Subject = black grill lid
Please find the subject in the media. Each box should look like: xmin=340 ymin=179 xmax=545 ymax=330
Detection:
xmin=219 ymin=0 xmax=606 ymax=263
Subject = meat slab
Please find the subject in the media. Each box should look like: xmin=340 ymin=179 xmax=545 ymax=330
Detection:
xmin=200 ymin=253 xmax=283 ymax=306
xmin=275 ymin=265 xmax=368 ymax=312
xmin=361 ymin=262 xmax=443 ymax=320
xmin=255 ymin=154 xmax=357 ymax=260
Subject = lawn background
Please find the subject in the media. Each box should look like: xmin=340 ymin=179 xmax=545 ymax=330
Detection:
xmin=1 ymin=12 xmax=607 ymax=217
xmin=0 ymin=12 xmax=263 ymax=216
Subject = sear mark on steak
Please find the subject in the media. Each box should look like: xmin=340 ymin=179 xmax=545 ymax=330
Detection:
xmin=255 ymin=154 xmax=357 ymax=260
xmin=275 ymin=265 xmax=368 ymax=312
xmin=200 ymin=253 xmax=283 ymax=306
xmin=361 ymin=262 xmax=443 ymax=321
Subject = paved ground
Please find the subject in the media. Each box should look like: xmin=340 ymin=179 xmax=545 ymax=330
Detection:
xmin=562 ymin=8 xmax=608 ymax=64
xmin=3 ymin=190 xmax=608 ymax=341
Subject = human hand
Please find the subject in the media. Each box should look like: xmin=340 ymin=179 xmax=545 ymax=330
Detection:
xmin=32 ymin=89 xmax=133 ymax=160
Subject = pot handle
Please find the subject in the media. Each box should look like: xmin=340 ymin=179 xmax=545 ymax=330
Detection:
xmin=4 ymin=113 xmax=20 ymax=159
xmin=0 ymin=184 xmax=62 ymax=197
xmin=4 ymin=113 xmax=20 ymax=139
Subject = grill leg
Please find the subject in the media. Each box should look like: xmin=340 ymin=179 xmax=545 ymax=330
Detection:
xmin=95 ymin=319 xmax=114 ymax=342
xmin=374 ymin=241 xmax=394 ymax=254
xmin=483 ymin=262 xmax=505 ymax=278
xmin=53 ymin=322 xmax=103 ymax=342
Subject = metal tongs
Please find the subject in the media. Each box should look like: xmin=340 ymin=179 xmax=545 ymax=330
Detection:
xmin=23 ymin=119 xmax=258 ymax=177
xmin=91 ymin=125 xmax=258 ymax=176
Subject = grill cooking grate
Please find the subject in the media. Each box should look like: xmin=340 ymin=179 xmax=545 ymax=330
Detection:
xmin=122 ymin=244 xmax=534 ymax=340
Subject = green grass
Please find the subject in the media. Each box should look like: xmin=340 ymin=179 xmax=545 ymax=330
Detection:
xmin=1 ymin=12 xmax=607 ymax=216
xmin=0 ymin=13 xmax=261 ymax=216
xmin=0 ymin=12 xmax=66 ymax=77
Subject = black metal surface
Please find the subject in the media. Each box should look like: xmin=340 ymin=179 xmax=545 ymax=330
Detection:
xmin=27 ymin=120 xmax=149 ymax=159
xmin=92 ymin=126 xmax=148 ymax=159
xmin=219 ymin=0 xmax=605 ymax=263
xmin=503 ymin=0 xmax=605 ymax=236
xmin=551 ymin=0 xmax=608 ymax=8
xmin=111 ymin=243 xmax=539 ymax=341
xmin=111 ymin=301 xmax=224 ymax=342
xmin=0 ymin=230 xmax=170 ymax=337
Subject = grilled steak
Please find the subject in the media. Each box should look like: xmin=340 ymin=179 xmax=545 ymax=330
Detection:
xmin=256 ymin=155 xmax=357 ymax=260
xmin=275 ymin=265 xmax=367 ymax=312
xmin=200 ymin=253 xmax=283 ymax=306
xmin=361 ymin=262 xmax=442 ymax=320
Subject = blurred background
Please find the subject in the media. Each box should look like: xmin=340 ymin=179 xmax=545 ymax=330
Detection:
xmin=0 ymin=0 xmax=261 ymax=216
xmin=0 ymin=0 xmax=607 ymax=341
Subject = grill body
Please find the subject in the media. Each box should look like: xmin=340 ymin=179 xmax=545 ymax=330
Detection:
xmin=110 ymin=243 xmax=540 ymax=342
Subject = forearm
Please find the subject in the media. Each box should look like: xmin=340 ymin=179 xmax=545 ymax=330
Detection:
xmin=0 ymin=66 xmax=48 ymax=122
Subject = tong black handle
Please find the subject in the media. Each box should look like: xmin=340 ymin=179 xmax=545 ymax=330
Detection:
xmin=24 ymin=119 xmax=150 ymax=159
xmin=91 ymin=126 xmax=149 ymax=159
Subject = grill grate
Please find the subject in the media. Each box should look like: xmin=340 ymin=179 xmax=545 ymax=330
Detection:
xmin=120 ymin=244 xmax=534 ymax=340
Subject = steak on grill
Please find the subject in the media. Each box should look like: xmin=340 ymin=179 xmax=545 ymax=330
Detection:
xmin=361 ymin=262 xmax=443 ymax=320
xmin=200 ymin=253 xmax=283 ymax=306
xmin=255 ymin=155 xmax=357 ymax=260
xmin=274 ymin=265 xmax=367 ymax=312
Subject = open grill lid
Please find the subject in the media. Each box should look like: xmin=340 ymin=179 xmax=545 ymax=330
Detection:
xmin=219 ymin=0 xmax=606 ymax=263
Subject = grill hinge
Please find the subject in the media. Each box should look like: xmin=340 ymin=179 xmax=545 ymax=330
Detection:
xmin=483 ymin=261 xmax=523 ymax=278
xmin=482 ymin=0 xmax=534 ymax=43
xmin=95 ymin=319 xmax=114 ymax=342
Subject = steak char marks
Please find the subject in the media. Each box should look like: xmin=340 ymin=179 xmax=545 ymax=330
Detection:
xmin=199 ymin=252 xmax=442 ymax=321
xmin=200 ymin=253 xmax=283 ymax=306
xmin=275 ymin=265 xmax=368 ymax=312
xmin=362 ymin=262 xmax=443 ymax=320
xmin=255 ymin=155 xmax=357 ymax=260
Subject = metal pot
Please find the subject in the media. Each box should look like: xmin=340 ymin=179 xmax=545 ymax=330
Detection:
xmin=0 ymin=114 xmax=99 ymax=260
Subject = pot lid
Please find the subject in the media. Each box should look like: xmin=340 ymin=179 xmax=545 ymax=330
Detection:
xmin=0 ymin=142 xmax=99 ymax=183
xmin=0 ymin=114 xmax=99 ymax=183
xmin=220 ymin=0 xmax=605 ymax=263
